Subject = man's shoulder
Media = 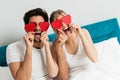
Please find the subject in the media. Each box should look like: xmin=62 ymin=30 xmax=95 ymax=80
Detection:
xmin=7 ymin=40 xmax=25 ymax=49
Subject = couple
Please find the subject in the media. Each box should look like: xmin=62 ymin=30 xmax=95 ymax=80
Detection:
xmin=6 ymin=8 xmax=98 ymax=80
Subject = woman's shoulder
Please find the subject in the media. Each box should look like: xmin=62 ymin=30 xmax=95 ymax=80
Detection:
xmin=82 ymin=28 xmax=88 ymax=33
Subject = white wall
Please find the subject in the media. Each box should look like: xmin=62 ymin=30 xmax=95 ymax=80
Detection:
xmin=0 ymin=0 xmax=120 ymax=46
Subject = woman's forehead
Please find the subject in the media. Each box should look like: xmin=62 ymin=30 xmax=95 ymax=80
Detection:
xmin=57 ymin=13 xmax=66 ymax=18
xmin=57 ymin=15 xmax=64 ymax=19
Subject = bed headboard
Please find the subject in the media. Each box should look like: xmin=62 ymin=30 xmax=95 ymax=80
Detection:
xmin=0 ymin=18 xmax=120 ymax=67
xmin=81 ymin=18 xmax=120 ymax=43
xmin=49 ymin=18 xmax=120 ymax=43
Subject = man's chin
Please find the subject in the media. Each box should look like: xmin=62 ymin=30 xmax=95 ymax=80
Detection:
xmin=34 ymin=39 xmax=41 ymax=43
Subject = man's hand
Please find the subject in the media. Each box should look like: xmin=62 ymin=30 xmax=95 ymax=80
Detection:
xmin=40 ymin=31 xmax=49 ymax=46
xmin=23 ymin=32 xmax=35 ymax=47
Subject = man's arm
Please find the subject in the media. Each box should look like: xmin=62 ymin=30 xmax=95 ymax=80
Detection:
xmin=40 ymin=32 xmax=58 ymax=77
xmin=9 ymin=32 xmax=34 ymax=80
xmin=45 ymin=44 xmax=58 ymax=77
xmin=9 ymin=47 xmax=32 ymax=80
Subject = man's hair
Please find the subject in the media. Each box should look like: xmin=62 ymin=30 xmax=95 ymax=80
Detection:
xmin=23 ymin=8 xmax=48 ymax=24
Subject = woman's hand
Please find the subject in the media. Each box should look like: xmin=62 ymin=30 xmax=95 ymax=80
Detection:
xmin=69 ymin=23 xmax=83 ymax=36
xmin=56 ymin=29 xmax=68 ymax=47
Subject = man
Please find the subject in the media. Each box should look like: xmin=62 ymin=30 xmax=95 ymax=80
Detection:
xmin=6 ymin=8 xmax=58 ymax=80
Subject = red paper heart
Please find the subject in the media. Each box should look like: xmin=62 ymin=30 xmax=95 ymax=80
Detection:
xmin=25 ymin=22 xmax=36 ymax=32
xmin=39 ymin=22 xmax=49 ymax=31
xmin=62 ymin=14 xmax=71 ymax=25
xmin=51 ymin=19 xmax=62 ymax=30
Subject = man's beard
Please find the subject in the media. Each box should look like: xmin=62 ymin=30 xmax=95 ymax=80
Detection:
xmin=34 ymin=37 xmax=41 ymax=43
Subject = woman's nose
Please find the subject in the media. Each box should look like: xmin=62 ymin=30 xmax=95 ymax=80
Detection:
xmin=62 ymin=22 xmax=68 ymax=29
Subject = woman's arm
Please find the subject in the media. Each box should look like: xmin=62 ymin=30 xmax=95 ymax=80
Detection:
xmin=79 ymin=28 xmax=98 ymax=62
xmin=52 ymin=41 xmax=69 ymax=80
xmin=51 ymin=29 xmax=69 ymax=80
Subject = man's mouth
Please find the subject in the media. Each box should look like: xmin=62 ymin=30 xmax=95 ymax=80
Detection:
xmin=34 ymin=30 xmax=42 ymax=35
xmin=34 ymin=31 xmax=41 ymax=43
xmin=35 ymin=32 xmax=41 ymax=35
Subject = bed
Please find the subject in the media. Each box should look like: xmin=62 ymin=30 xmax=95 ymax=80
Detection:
xmin=0 ymin=18 xmax=120 ymax=80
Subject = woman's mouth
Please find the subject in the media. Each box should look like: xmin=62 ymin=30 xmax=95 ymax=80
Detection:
xmin=63 ymin=27 xmax=70 ymax=32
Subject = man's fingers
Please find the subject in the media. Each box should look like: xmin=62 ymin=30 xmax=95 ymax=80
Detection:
xmin=28 ymin=32 xmax=35 ymax=35
xmin=40 ymin=32 xmax=49 ymax=41
xmin=41 ymin=31 xmax=47 ymax=34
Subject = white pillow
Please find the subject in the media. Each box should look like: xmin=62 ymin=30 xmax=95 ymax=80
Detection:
xmin=0 ymin=67 xmax=13 ymax=80
xmin=94 ymin=37 xmax=120 ymax=61
xmin=94 ymin=37 xmax=120 ymax=73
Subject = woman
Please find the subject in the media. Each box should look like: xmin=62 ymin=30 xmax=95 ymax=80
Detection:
xmin=50 ymin=10 xmax=98 ymax=80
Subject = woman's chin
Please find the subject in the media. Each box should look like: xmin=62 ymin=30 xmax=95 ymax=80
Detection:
xmin=65 ymin=30 xmax=71 ymax=36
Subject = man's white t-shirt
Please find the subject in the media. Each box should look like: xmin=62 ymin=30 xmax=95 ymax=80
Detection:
xmin=6 ymin=40 xmax=52 ymax=80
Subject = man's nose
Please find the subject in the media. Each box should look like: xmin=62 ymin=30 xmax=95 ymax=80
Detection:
xmin=35 ymin=24 xmax=40 ymax=30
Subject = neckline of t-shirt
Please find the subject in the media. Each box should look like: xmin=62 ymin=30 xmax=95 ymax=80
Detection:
xmin=63 ymin=37 xmax=80 ymax=56
xmin=32 ymin=46 xmax=44 ymax=51
xmin=21 ymin=39 xmax=44 ymax=51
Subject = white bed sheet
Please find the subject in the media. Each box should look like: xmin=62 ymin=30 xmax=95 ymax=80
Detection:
xmin=0 ymin=67 xmax=13 ymax=80
xmin=70 ymin=37 xmax=120 ymax=80
xmin=0 ymin=38 xmax=120 ymax=80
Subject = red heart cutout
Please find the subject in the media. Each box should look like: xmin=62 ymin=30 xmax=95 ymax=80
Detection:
xmin=62 ymin=14 xmax=71 ymax=25
xmin=51 ymin=19 xmax=62 ymax=30
xmin=39 ymin=22 xmax=49 ymax=31
xmin=25 ymin=22 xmax=36 ymax=32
